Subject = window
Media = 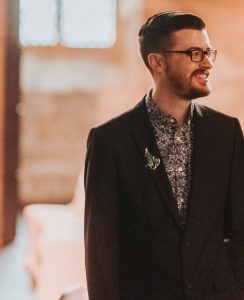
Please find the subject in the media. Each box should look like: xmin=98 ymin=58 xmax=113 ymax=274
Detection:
xmin=19 ymin=0 xmax=117 ymax=48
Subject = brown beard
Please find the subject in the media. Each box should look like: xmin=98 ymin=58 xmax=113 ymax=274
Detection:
xmin=165 ymin=65 xmax=211 ymax=100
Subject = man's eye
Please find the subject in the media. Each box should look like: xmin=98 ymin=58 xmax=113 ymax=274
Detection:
xmin=192 ymin=51 xmax=201 ymax=56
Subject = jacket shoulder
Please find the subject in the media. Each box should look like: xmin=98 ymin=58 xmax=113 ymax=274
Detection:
xmin=195 ymin=103 xmax=237 ymax=121
xmin=90 ymin=99 xmax=145 ymax=136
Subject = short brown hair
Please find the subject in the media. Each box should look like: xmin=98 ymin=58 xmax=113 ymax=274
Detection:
xmin=138 ymin=11 xmax=206 ymax=68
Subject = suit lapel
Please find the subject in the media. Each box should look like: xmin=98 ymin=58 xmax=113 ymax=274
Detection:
xmin=129 ymin=100 xmax=222 ymax=231
xmin=186 ymin=103 xmax=214 ymax=230
xmin=129 ymin=98 xmax=182 ymax=228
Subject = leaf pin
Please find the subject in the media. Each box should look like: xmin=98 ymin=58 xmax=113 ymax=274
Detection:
xmin=144 ymin=148 xmax=160 ymax=170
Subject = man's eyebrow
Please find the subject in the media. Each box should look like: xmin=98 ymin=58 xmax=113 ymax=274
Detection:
xmin=188 ymin=47 xmax=212 ymax=51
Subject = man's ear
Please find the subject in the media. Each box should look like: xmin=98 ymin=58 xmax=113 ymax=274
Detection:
xmin=147 ymin=53 xmax=165 ymax=73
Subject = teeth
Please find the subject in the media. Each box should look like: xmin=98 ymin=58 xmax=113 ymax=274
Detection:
xmin=196 ymin=73 xmax=208 ymax=79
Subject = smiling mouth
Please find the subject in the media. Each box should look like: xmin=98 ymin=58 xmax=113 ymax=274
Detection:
xmin=194 ymin=70 xmax=210 ymax=82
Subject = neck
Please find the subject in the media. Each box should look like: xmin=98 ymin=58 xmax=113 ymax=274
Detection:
xmin=151 ymin=87 xmax=192 ymax=127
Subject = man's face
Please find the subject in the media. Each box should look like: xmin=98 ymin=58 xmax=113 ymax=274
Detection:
xmin=163 ymin=29 xmax=214 ymax=100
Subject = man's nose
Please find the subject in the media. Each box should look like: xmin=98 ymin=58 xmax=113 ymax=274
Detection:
xmin=200 ymin=54 xmax=213 ymax=69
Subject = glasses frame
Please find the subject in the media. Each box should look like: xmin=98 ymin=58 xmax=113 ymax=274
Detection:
xmin=163 ymin=49 xmax=217 ymax=63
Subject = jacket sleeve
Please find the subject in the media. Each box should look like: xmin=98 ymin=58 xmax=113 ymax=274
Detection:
xmin=224 ymin=119 xmax=244 ymax=296
xmin=84 ymin=128 xmax=119 ymax=300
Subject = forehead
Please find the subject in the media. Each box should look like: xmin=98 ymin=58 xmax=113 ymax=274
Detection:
xmin=169 ymin=29 xmax=211 ymax=49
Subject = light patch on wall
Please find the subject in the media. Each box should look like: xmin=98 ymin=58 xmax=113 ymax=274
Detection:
xmin=20 ymin=55 xmax=124 ymax=92
xmin=119 ymin=0 xmax=143 ymax=19
xmin=61 ymin=0 xmax=116 ymax=48
xmin=19 ymin=0 xmax=116 ymax=48
xmin=19 ymin=0 xmax=58 ymax=46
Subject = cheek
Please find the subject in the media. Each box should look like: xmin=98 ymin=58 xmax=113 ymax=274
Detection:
xmin=174 ymin=62 xmax=195 ymax=78
xmin=165 ymin=60 xmax=197 ymax=83
xmin=188 ymin=67 xmax=200 ymax=81
xmin=179 ymin=68 xmax=194 ymax=84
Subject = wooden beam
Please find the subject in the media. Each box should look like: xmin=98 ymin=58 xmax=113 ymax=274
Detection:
xmin=0 ymin=0 xmax=20 ymax=247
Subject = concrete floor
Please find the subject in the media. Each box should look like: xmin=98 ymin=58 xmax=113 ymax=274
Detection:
xmin=0 ymin=215 xmax=34 ymax=300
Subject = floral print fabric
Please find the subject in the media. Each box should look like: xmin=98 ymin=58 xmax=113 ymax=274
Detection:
xmin=146 ymin=94 xmax=194 ymax=227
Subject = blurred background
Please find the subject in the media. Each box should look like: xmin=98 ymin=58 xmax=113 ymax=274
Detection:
xmin=0 ymin=0 xmax=244 ymax=299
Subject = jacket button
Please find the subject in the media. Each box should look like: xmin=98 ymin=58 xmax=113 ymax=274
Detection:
xmin=186 ymin=240 xmax=190 ymax=247
xmin=185 ymin=282 xmax=193 ymax=289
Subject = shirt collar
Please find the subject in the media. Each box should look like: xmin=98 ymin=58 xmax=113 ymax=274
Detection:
xmin=145 ymin=90 xmax=194 ymax=129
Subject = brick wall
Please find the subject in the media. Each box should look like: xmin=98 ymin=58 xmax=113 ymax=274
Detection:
xmin=19 ymin=0 xmax=244 ymax=204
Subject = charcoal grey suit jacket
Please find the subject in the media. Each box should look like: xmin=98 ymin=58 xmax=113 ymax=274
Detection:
xmin=84 ymin=97 xmax=244 ymax=300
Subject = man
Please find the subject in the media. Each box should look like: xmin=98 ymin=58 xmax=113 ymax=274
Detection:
xmin=84 ymin=11 xmax=244 ymax=300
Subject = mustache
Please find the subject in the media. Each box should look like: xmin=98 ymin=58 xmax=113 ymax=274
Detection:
xmin=191 ymin=69 xmax=210 ymax=77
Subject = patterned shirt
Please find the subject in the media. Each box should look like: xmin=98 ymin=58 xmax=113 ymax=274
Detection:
xmin=145 ymin=93 xmax=194 ymax=227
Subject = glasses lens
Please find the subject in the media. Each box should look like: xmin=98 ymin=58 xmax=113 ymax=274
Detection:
xmin=191 ymin=49 xmax=217 ymax=62
xmin=191 ymin=50 xmax=203 ymax=62
xmin=208 ymin=49 xmax=217 ymax=62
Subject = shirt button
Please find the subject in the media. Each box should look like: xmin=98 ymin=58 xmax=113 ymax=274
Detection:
xmin=178 ymin=167 xmax=183 ymax=172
